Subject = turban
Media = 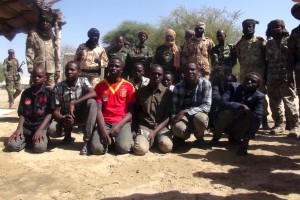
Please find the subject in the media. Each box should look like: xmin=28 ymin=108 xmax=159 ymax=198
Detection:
xmin=87 ymin=28 xmax=100 ymax=38
xmin=242 ymin=19 xmax=259 ymax=27
xmin=195 ymin=22 xmax=205 ymax=29
xmin=164 ymin=29 xmax=180 ymax=69
xmin=292 ymin=3 xmax=300 ymax=20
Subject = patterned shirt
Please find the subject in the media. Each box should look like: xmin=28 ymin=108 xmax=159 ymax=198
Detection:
xmin=172 ymin=76 xmax=212 ymax=116
xmin=154 ymin=44 xmax=180 ymax=72
xmin=266 ymin=36 xmax=289 ymax=77
xmin=3 ymin=57 xmax=19 ymax=76
xmin=236 ymin=35 xmax=267 ymax=82
xmin=181 ymin=36 xmax=214 ymax=73
xmin=18 ymin=84 xmax=55 ymax=130
xmin=75 ymin=43 xmax=108 ymax=71
xmin=210 ymin=43 xmax=237 ymax=74
xmin=26 ymin=30 xmax=58 ymax=73
xmin=53 ymin=77 xmax=93 ymax=115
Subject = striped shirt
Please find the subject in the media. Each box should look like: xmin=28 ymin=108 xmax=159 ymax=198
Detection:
xmin=54 ymin=77 xmax=92 ymax=115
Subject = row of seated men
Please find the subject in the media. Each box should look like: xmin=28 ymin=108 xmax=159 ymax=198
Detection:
xmin=6 ymin=57 xmax=272 ymax=157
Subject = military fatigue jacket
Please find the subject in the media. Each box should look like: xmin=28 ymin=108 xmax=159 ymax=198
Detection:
xmin=266 ymin=36 xmax=289 ymax=80
xmin=154 ymin=44 xmax=180 ymax=72
xmin=211 ymin=43 xmax=237 ymax=74
xmin=75 ymin=43 xmax=108 ymax=71
xmin=107 ymin=46 xmax=130 ymax=67
xmin=3 ymin=57 xmax=19 ymax=76
xmin=236 ymin=35 xmax=267 ymax=82
xmin=129 ymin=43 xmax=153 ymax=76
xmin=288 ymin=25 xmax=300 ymax=68
xmin=181 ymin=36 xmax=214 ymax=73
xmin=26 ymin=31 xmax=58 ymax=73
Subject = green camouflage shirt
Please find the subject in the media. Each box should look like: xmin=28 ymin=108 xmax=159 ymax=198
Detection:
xmin=210 ymin=43 xmax=237 ymax=74
xmin=154 ymin=44 xmax=180 ymax=72
xmin=236 ymin=35 xmax=267 ymax=82
xmin=3 ymin=57 xmax=19 ymax=76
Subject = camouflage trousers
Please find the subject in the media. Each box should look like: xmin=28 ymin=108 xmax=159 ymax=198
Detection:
xmin=267 ymin=78 xmax=298 ymax=124
xmin=5 ymin=73 xmax=22 ymax=103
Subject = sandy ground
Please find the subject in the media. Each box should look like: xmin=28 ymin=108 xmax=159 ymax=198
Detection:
xmin=0 ymin=89 xmax=300 ymax=200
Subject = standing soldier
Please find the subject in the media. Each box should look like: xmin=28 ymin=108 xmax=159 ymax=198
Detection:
xmin=235 ymin=19 xmax=270 ymax=130
xmin=210 ymin=29 xmax=237 ymax=83
xmin=3 ymin=49 xmax=22 ymax=108
xmin=26 ymin=10 xmax=60 ymax=88
xmin=154 ymin=29 xmax=181 ymax=83
xmin=107 ymin=35 xmax=130 ymax=79
xmin=289 ymin=3 xmax=300 ymax=118
xmin=75 ymin=28 xmax=108 ymax=86
xmin=129 ymin=31 xmax=153 ymax=77
xmin=181 ymin=22 xmax=214 ymax=79
xmin=266 ymin=19 xmax=299 ymax=138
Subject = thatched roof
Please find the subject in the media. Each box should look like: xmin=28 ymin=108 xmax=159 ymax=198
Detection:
xmin=0 ymin=0 xmax=62 ymax=41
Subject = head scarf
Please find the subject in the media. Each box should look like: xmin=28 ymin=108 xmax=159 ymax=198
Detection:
xmin=265 ymin=19 xmax=289 ymax=39
xmin=242 ymin=19 xmax=259 ymax=27
xmin=165 ymin=29 xmax=180 ymax=69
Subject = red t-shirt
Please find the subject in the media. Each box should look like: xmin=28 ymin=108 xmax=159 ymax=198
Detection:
xmin=95 ymin=78 xmax=135 ymax=123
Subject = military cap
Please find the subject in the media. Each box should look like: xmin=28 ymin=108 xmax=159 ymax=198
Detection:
xmin=242 ymin=19 xmax=259 ymax=27
xmin=291 ymin=3 xmax=300 ymax=20
xmin=195 ymin=22 xmax=206 ymax=29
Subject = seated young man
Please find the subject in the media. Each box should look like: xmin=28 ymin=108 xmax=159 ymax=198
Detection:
xmin=210 ymin=72 xmax=264 ymax=156
xmin=48 ymin=61 xmax=97 ymax=155
xmin=132 ymin=64 xmax=173 ymax=155
xmin=90 ymin=57 xmax=135 ymax=155
xmin=171 ymin=62 xmax=212 ymax=148
xmin=6 ymin=66 xmax=54 ymax=153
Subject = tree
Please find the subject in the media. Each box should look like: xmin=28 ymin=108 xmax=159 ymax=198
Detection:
xmin=102 ymin=20 xmax=157 ymax=50
xmin=158 ymin=6 xmax=243 ymax=46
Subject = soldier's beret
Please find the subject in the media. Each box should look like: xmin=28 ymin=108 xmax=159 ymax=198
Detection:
xmin=292 ymin=3 xmax=300 ymax=20
xmin=242 ymin=19 xmax=259 ymax=26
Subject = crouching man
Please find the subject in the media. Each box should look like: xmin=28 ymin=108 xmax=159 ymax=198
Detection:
xmin=209 ymin=72 xmax=264 ymax=156
xmin=171 ymin=62 xmax=212 ymax=148
xmin=6 ymin=66 xmax=54 ymax=153
xmin=132 ymin=64 xmax=173 ymax=155
xmin=48 ymin=61 xmax=97 ymax=155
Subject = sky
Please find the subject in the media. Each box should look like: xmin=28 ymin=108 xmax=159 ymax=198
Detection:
xmin=0 ymin=0 xmax=298 ymax=77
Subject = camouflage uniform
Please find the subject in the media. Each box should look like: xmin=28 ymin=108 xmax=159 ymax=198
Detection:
xmin=211 ymin=44 xmax=237 ymax=74
xmin=3 ymin=57 xmax=22 ymax=105
xmin=266 ymin=36 xmax=298 ymax=130
xmin=236 ymin=35 xmax=269 ymax=126
xmin=26 ymin=30 xmax=59 ymax=87
xmin=288 ymin=25 xmax=300 ymax=114
xmin=74 ymin=43 xmax=108 ymax=86
xmin=181 ymin=36 xmax=214 ymax=75
xmin=129 ymin=44 xmax=153 ymax=77
xmin=236 ymin=35 xmax=267 ymax=82
xmin=154 ymin=45 xmax=181 ymax=83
